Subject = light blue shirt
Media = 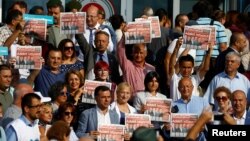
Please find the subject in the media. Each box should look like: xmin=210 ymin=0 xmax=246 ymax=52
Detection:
xmin=174 ymin=96 xmax=209 ymax=116
xmin=204 ymin=71 xmax=250 ymax=110
xmin=96 ymin=51 xmax=109 ymax=64
xmin=6 ymin=115 xmax=38 ymax=141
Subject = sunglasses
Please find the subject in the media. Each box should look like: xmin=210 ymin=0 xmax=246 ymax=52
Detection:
xmin=59 ymin=92 xmax=68 ymax=96
xmin=64 ymin=46 xmax=74 ymax=51
xmin=64 ymin=112 xmax=74 ymax=116
xmin=215 ymin=96 xmax=228 ymax=102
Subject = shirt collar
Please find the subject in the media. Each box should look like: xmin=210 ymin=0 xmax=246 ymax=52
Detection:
xmin=221 ymin=71 xmax=240 ymax=79
xmin=20 ymin=115 xmax=39 ymax=127
xmin=96 ymin=106 xmax=109 ymax=115
xmin=233 ymin=110 xmax=246 ymax=120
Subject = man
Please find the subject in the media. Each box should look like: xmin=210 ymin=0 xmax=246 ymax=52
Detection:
xmin=215 ymin=32 xmax=247 ymax=74
xmin=0 ymin=9 xmax=24 ymax=48
xmin=1 ymin=83 xmax=34 ymax=129
xmin=117 ymin=36 xmax=155 ymax=98
xmin=204 ymin=52 xmax=250 ymax=110
xmin=76 ymin=86 xmax=119 ymax=138
xmin=6 ymin=93 xmax=42 ymax=140
xmin=9 ymin=1 xmax=27 ymax=14
xmin=84 ymin=5 xmax=114 ymax=53
xmin=76 ymin=31 xmax=121 ymax=84
xmin=231 ymin=90 xmax=250 ymax=125
xmin=28 ymin=48 xmax=66 ymax=97
xmin=0 ymin=65 xmax=13 ymax=113
xmin=168 ymin=38 xmax=212 ymax=101
xmin=169 ymin=13 xmax=189 ymax=41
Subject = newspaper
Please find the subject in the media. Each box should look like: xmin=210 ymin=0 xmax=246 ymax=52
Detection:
xmin=125 ymin=114 xmax=151 ymax=134
xmin=194 ymin=25 xmax=216 ymax=46
xmin=11 ymin=46 xmax=42 ymax=69
xmin=23 ymin=19 xmax=47 ymax=40
xmin=183 ymin=26 xmax=211 ymax=50
xmin=170 ymin=113 xmax=199 ymax=138
xmin=135 ymin=16 xmax=161 ymax=38
xmin=125 ymin=21 xmax=152 ymax=44
xmin=98 ymin=124 xmax=125 ymax=141
xmin=145 ymin=98 xmax=172 ymax=122
xmin=82 ymin=80 xmax=112 ymax=104
xmin=60 ymin=12 xmax=86 ymax=34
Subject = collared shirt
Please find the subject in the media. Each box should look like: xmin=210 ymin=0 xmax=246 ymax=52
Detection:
xmin=117 ymin=39 xmax=155 ymax=95
xmin=174 ymin=96 xmax=210 ymax=115
xmin=96 ymin=106 xmax=111 ymax=125
xmin=0 ymin=89 xmax=13 ymax=113
xmin=95 ymin=51 xmax=109 ymax=64
xmin=204 ymin=71 xmax=250 ymax=109
xmin=0 ymin=24 xmax=17 ymax=46
xmin=233 ymin=110 xmax=247 ymax=125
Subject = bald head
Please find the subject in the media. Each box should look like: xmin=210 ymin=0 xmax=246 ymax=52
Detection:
xmin=232 ymin=90 xmax=247 ymax=115
xmin=14 ymin=83 xmax=34 ymax=103
xmin=178 ymin=77 xmax=193 ymax=100
xmin=230 ymin=32 xmax=247 ymax=52
xmin=86 ymin=5 xmax=99 ymax=27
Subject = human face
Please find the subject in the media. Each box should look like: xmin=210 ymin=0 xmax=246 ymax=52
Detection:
xmin=49 ymin=6 xmax=61 ymax=25
xmin=132 ymin=44 xmax=147 ymax=64
xmin=232 ymin=91 xmax=247 ymax=114
xmin=13 ymin=15 xmax=23 ymax=28
xmin=236 ymin=34 xmax=247 ymax=52
xmin=180 ymin=16 xmax=189 ymax=30
xmin=0 ymin=70 xmax=12 ymax=90
xmin=86 ymin=6 xmax=99 ymax=27
xmin=178 ymin=78 xmax=193 ymax=100
xmin=95 ymin=33 xmax=109 ymax=53
xmin=225 ymin=55 xmax=240 ymax=73
xmin=47 ymin=50 xmax=62 ymax=71
xmin=179 ymin=61 xmax=193 ymax=77
xmin=62 ymin=107 xmax=74 ymax=125
xmin=68 ymin=74 xmax=81 ymax=91
xmin=147 ymin=77 xmax=159 ymax=93
xmin=117 ymin=86 xmax=131 ymax=104
xmin=95 ymin=90 xmax=111 ymax=110
xmin=26 ymin=98 xmax=42 ymax=121
xmin=95 ymin=68 xmax=109 ymax=81
xmin=39 ymin=105 xmax=53 ymax=124
xmin=56 ymin=86 xmax=68 ymax=104
xmin=13 ymin=4 xmax=26 ymax=14
xmin=215 ymin=92 xmax=230 ymax=110
xmin=63 ymin=42 xmax=74 ymax=59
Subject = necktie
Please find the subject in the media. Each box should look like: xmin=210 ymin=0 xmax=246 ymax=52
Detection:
xmin=99 ymin=54 xmax=103 ymax=61
xmin=89 ymin=28 xmax=93 ymax=46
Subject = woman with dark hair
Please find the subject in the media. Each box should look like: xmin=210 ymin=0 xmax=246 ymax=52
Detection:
xmin=47 ymin=120 xmax=71 ymax=141
xmin=48 ymin=81 xmax=68 ymax=113
xmin=133 ymin=71 xmax=166 ymax=113
xmin=58 ymin=38 xmax=84 ymax=77
xmin=54 ymin=102 xmax=78 ymax=141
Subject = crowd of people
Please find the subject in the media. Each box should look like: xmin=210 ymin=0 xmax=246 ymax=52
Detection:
xmin=1 ymin=0 xmax=250 ymax=141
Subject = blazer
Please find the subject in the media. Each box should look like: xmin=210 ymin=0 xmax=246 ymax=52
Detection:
xmin=75 ymin=34 xmax=122 ymax=84
xmin=244 ymin=111 xmax=250 ymax=125
xmin=75 ymin=107 xmax=119 ymax=138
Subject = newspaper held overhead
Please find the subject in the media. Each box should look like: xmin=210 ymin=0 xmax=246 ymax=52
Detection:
xmin=145 ymin=97 xmax=172 ymax=122
xmin=135 ymin=16 xmax=161 ymax=38
xmin=125 ymin=114 xmax=151 ymax=135
xmin=60 ymin=12 xmax=86 ymax=34
xmin=82 ymin=80 xmax=112 ymax=104
xmin=23 ymin=19 xmax=47 ymax=41
xmin=183 ymin=26 xmax=211 ymax=50
xmin=98 ymin=124 xmax=125 ymax=141
xmin=170 ymin=113 xmax=199 ymax=138
xmin=11 ymin=46 xmax=42 ymax=70
xmin=125 ymin=21 xmax=152 ymax=44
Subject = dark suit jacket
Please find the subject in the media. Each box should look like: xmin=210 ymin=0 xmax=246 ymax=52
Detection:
xmin=75 ymin=107 xmax=119 ymax=138
xmin=244 ymin=111 xmax=250 ymax=125
xmin=75 ymin=34 xmax=122 ymax=84
xmin=215 ymin=47 xmax=245 ymax=75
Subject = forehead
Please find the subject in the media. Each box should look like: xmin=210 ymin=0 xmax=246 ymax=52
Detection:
xmin=96 ymin=33 xmax=109 ymax=40
xmin=50 ymin=6 xmax=60 ymax=12
xmin=179 ymin=79 xmax=192 ymax=86
xmin=0 ymin=69 xmax=11 ymax=75
xmin=98 ymin=90 xmax=111 ymax=96
xmin=180 ymin=61 xmax=193 ymax=67
xmin=87 ymin=7 xmax=98 ymax=15
xmin=133 ymin=44 xmax=146 ymax=52
xmin=49 ymin=50 xmax=62 ymax=57
xmin=233 ymin=92 xmax=246 ymax=99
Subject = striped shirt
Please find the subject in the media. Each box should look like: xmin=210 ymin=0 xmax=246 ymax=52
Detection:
xmin=195 ymin=18 xmax=228 ymax=66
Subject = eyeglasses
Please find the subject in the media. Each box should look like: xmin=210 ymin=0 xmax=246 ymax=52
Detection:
xmin=64 ymin=46 xmax=74 ymax=51
xmin=64 ymin=112 xmax=74 ymax=116
xmin=59 ymin=92 xmax=68 ymax=96
xmin=28 ymin=104 xmax=42 ymax=109
xmin=215 ymin=96 xmax=228 ymax=102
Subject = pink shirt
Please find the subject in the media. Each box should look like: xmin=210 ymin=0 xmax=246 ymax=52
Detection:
xmin=117 ymin=38 xmax=155 ymax=96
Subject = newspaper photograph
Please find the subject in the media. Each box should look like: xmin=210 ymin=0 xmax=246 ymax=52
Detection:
xmin=135 ymin=16 xmax=161 ymax=38
xmin=125 ymin=21 xmax=152 ymax=44
xmin=60 ymin=12 xmax=86 ymax=34
xmin=183 ymin=26 xmax=211 ymax=50
xmin=98 ymin=124 xmax=125 ymax=141
xmin=82 ymin=80 xmax=112 ymax=104
xmin=145 ymin=98 xmax=172 ymax=122
xmin=12 ymin=46 xmax=42 ymax=69
xmin=23 ymin=19 xmax=47 ymax=40
xmin=170 ymin=113 xmax=199 ymax=138
xmin=125 ymin=114 xmax=151 ymax=134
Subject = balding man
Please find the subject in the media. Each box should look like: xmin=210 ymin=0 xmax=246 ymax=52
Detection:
xmin=84 ymin=5 xmax=114 ymax=53
xmin=1 ymin=83 xmax=33 ymax=129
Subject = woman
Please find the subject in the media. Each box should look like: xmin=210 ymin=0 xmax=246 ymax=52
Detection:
xmin=213 ymin=86 xmax=233 ymax=114
xmin=39 ymin=103 xmax=53 ymax=140
xmin=110 ymin=82 xmax=137 ymax=125
xmin=58 ymin=38 xmax=84 ymax=76
xmin=47 ymin=120 xmax=71 ymax=141
xmin=133 ymin=71 xmax=167 ymax=113
xmin=54 ymin=102 xmax=78 ymax=141
xmin=48 ymin=81 xmax=68 ymax=113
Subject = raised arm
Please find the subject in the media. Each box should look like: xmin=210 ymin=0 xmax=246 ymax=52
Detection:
xmin=169 ymin=38 xmax=183 ymax=79
xmin=197 ymin=44 xmax=213 ymax=79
